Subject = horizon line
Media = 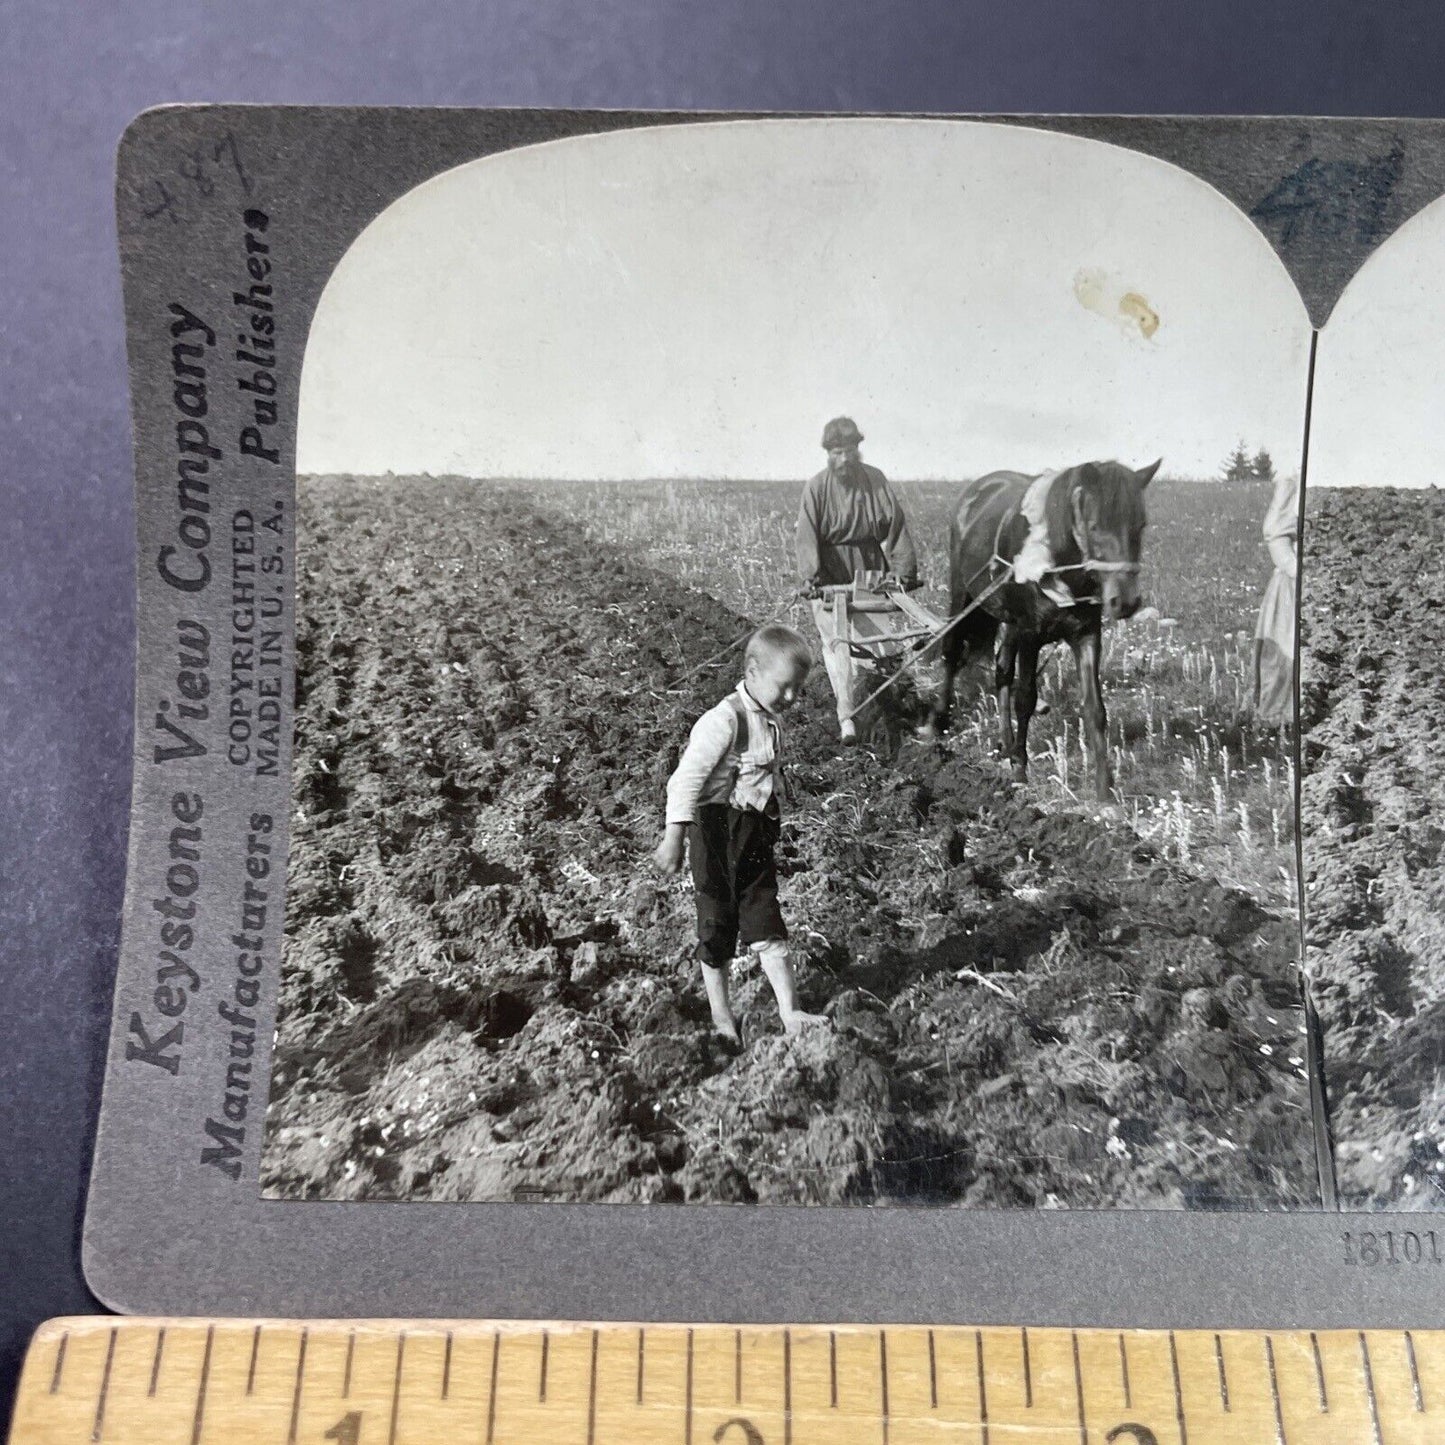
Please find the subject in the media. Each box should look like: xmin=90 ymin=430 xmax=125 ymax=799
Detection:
xmin=297 ymin=469 xmax=1298 ymax=487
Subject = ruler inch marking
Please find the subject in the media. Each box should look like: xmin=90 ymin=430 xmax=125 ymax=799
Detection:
xmin=190 ymin=1324 xmax=215 ymax=1445
xmin=1118 ymin=1332 xmax=1131 ymax=1409
xmin=587 ymin=1328 xmax=599 ymax=1445
xmin=1212 ymin=1332 xmax=1229 ymax=1412
xmin=387 ymin=1330 xmax=406 ymax=1445
xmin=1168 ymin=1331 xmax=1187 ymax=1445
xmin=637 ymin=1326 xmax=645 ymax=1405
xmin=486 ymin=1329 xmax=500 ymax=1445
xmin=247 ymin=1324 xmax=262 ymax=1397
xmin=1022 ymin=1326 xmax=1033 ymax=1408
xmin=149 ymin=1327 xmax=166 ymax=1398
xmin=539 ymin=1326 xmax=549 ymax=1402
xmin=1309 ymin=1332 xmax=1328 ymax=1412
xmin=287 ymin=1326 xmax=310 ymax=1445
xmin=830 ymin=1330 xmax=838 ymax=1408
xmin=975 ymin=1329 xmax=989 ymax=1445
xmin=685 ymin=1327 xmax=695 ymax=1445
xmin=879 ymin=1328 xmax=890 ymax=1445
xmin=928 ymin=1328 xmax=937 ymax=1409
xmin=90 ymin=1325 xmax=118 ymax=1443
xmin=1264 ymin=1335 xmax=1287 ymax=1445
xmin=735 ymin=1327 xmax=742 ymax=1405
xmin=343 ymin=1328 xmax=355 ymax=1399
xmin=1360 ymin=1331 xmax=1384 ymax=1445
xmin=1406 ymin=1329 xmax=1425 ymax=1411
xmin=784 ymin=1328 xmax=793 ymax=1445
xmin=1071 ymin=1330 xmax=1087 ymax=1445
xmin=443 ymin=1329 xmax=453 ymax=1399
xmin=49 ymin=1331 xmax=68 ymax=1395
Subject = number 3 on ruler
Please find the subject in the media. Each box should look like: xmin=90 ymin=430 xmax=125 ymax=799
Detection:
xmin=713 ymin=1419 xmax=763 ymax=1445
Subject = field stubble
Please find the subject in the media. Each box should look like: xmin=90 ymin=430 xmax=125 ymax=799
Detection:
xmin=261 ymin=474 xmax=1316 ymax=1210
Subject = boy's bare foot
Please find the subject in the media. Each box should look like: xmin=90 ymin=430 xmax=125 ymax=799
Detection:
xmin=711 ymin=1011 xmax=742 ymax=1046
xmin=781 ymin=1009 xmax=828 ymax=1036
xmin=700 ymin=961 xmax=740 ymax=1046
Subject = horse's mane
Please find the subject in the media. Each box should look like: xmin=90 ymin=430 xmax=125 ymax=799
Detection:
xmin=1044 ymin=464 xmax=1086 ymax=562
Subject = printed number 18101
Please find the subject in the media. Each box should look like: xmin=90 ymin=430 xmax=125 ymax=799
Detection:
xmin=1343 ymin=1230 xmax=1443 ymax=1266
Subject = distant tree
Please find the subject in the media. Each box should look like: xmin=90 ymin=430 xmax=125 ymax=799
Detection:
xmin=1221 ymin=441 xmax=1253 ymax=482
xmin=1252 ymin=448 xmax=1276 ymax=482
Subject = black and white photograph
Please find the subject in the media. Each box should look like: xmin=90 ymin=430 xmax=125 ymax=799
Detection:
xmin=257 ymin=118 xmax=1321 ymax=1210
xmin=1302 ymin=192 xmax=1445 ymax=1211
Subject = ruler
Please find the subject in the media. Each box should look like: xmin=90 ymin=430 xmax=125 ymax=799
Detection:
xmin=8 ymin=1317 xmax=1438 ymax=1444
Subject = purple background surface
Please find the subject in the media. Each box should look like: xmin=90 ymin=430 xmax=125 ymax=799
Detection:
xmin=3 ymin=0 xmax=1444 ymax=1421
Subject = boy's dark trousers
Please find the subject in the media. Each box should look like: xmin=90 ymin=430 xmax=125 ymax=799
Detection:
xmin=689 ymin=803 xmax=785 ymax=967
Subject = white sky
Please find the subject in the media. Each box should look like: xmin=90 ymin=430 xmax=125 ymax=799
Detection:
xmin=1312 ymin=193 xmax=1445 ymax=488
xmin=298 ymin=119 xmax=1312 ymax=481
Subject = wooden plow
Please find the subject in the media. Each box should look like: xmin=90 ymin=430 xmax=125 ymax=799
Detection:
xmin=812 ymin=569 xmax=946 ymax=741
xmin=812 ymin=566 xmax=1015 ymax=743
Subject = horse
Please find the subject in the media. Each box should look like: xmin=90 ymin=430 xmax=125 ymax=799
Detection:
xmin=927 ymin=459 xmax=1159 ymax=802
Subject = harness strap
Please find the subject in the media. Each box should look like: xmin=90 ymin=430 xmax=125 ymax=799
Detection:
xmin=982 ymin=476 xmax=1140 ymax=607
xmin=987 ymin=485 xmax=1080 ymax=608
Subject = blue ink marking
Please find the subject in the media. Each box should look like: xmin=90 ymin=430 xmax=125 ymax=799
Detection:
xmin=1249 ymin=141 xmax=1404 ymax=248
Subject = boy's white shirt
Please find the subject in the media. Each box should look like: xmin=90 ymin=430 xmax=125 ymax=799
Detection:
xmin=665 ymin=682 xmax=781 ymax=824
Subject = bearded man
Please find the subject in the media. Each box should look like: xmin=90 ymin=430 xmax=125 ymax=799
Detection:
xmin=796 ymin=417 xmax=919 ymax=742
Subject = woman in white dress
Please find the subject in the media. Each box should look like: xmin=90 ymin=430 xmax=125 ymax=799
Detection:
xmin=1253 ymin=469 xmax=1299 ymax=727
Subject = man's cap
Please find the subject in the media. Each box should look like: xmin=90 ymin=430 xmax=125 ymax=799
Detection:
xmin=821 ymin=416 xmax=864 ymax=449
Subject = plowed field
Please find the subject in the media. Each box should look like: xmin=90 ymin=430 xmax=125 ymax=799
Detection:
xmin=1301 ymin=486 xmax=1445 ymax=1208
xmin=261 ymin=475 xmax=1318 ymax=1209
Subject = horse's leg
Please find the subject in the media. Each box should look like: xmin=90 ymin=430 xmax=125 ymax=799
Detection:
xmin=995 ymin=625 xmax=1017 ymax=764
xmin=1072 ymin=627 xmax=1112 ymax=801
xmin=928 ymin=601 xmax=969 ymax=735
xmin=1011 ymin=635 xmax=1042 ymax=783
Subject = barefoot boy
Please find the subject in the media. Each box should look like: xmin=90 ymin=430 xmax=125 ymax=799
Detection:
xmin=654 ymin=624 xmax=825 ymax=1042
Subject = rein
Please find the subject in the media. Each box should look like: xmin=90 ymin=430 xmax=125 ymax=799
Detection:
xmin=988 ymin=550 xmax=1141 ymax=578
xmin=1050 ymin=558 xmax=1142 ymax=576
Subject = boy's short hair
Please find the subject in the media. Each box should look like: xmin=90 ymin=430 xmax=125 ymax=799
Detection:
xmin=745 ymin=623 xmax=812 ymax=674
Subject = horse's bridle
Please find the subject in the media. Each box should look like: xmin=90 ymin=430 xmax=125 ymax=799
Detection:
xmin=1068 ymin=483 xmax=1142 ymax=577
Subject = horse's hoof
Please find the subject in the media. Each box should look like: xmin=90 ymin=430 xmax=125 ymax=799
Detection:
xmin=839 ymin=719 xmax=858 ymax=745
xmin=915 ymin=719 xmax=942 ymax=742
